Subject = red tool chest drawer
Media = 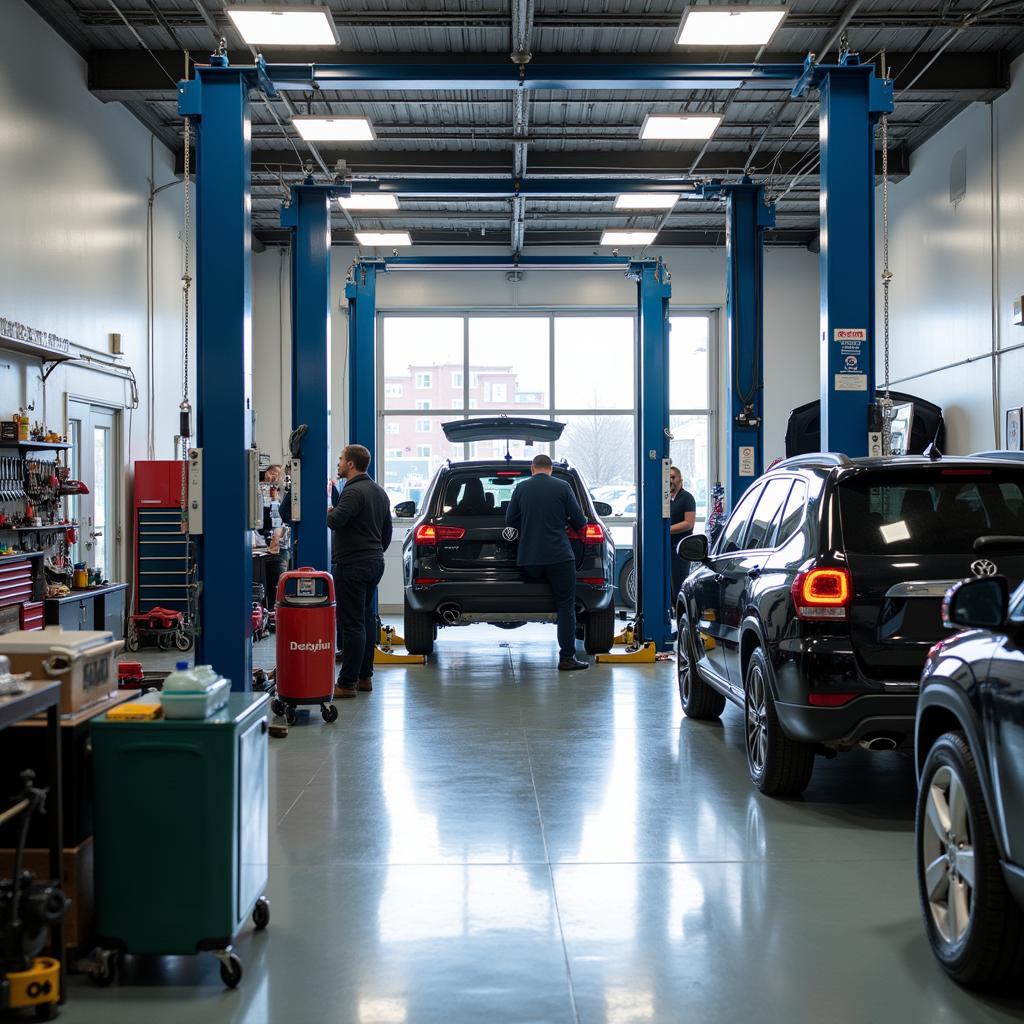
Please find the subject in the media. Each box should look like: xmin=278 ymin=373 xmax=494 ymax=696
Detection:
xmin=19 ymin=601 xmax=44 ymax=631
xmin=0 ymin=562 xmax=34 ymax=608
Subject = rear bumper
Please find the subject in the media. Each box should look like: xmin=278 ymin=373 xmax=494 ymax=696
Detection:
xmin=406 ymin=580 xmax=613 ymax=618
xmin=774 ymin=694 xmax=919 ymax=749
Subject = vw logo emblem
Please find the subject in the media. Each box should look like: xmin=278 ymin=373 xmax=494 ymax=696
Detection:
xmin=501 ymin=527 xmax=519 ymax=542
xmin=971 ymin=559 xmax=998 ymax=577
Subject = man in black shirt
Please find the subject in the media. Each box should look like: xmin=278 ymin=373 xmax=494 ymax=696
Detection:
xmin=327 ymin=444 xmax=393 ymax=698
xmin=669 ymin=465 xmax=697 ymax=601
xmin=506 ymin=454 xmax=589 ymax=671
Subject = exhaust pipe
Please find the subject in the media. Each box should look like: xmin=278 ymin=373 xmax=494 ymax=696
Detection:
xmin=859 ymin=736 xmax=898 ymax=752
xmin=438 ymin=605 xmax=461 ymax=625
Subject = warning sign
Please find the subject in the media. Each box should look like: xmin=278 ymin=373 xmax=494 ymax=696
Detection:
xmin=835 ymin=373 xmax=868 ymax=391
xmin=834 ymin=328 xmax=867 ymax=341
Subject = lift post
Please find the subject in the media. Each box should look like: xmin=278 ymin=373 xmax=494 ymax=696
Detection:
xmin=345 ymin=260 xmax=385 ymax=466
xmin=793 ymin=55 xmax=893 ymax=455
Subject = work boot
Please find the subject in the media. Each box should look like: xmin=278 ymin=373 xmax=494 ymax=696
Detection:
xmin=356 ymin=677 xmax=373 ymax=692
xmin=334 ymin=678 xmax=357 ymax=698
xmin=558 ymin=656 xmax=589 ymax=672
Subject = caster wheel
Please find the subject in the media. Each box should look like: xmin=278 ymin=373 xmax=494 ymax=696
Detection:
xmin=284 ymin=706 xmax=298 ymax=727
xmin=270 ymin=698 xmax=286 ymax=718
xmin=321 ymin=703 xmax=339 ymax=724
xmin=218 ymin=952 xmax=243 ymax=989
xmin=88 ymin=950 xmax=119 ymax=987
xmin=125 ymin=633 xmax=140 ymax=653
xmin=252 ymin=896 xmax=270 ymax=930
xmin=175 ymin=631 xmax=193 ymax=651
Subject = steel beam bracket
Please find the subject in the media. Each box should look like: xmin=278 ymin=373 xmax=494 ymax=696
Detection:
xmin=791 ymin=53 xmax=894 ymax=119
xmin=280 ymin=182 xmax=352 ymax=226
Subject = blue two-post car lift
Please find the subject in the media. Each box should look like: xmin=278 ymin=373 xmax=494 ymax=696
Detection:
xmin=177 ymin=51 xmax=892 ymax=684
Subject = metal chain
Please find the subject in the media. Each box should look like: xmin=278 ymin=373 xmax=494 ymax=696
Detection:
xmin=181 ymin=110 xmax=192 ymax=467
xmin=879 ymin=53 xmax=894 ymax=455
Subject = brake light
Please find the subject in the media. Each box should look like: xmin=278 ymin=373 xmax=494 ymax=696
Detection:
xmin=580 ymin=577 xmax=607 ymax=586
xmin=414 ymin=577 xmax=440 ymax=586
xmin=791 ymin=568 xmax=851 ymax=620
xmin=808 ymin=692 xmax=857 ymax=707
xmin=568 ymin=523 xmax=605 ymax=543
xmin=414 ymin=524 xmax=466 ymax=545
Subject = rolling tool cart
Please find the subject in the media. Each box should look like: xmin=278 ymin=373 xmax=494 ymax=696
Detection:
xmin=87 ymin=694 xmax=271 ymax=989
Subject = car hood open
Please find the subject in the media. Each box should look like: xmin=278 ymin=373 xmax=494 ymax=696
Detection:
xmin=442 ymin=416 xmax=566 ymax=444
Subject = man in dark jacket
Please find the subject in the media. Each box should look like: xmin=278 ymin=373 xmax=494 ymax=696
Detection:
xmin=506 ymin=454 xmax=589 ymax=671
xmin=326 ymin=444 xmax=392 ymax=697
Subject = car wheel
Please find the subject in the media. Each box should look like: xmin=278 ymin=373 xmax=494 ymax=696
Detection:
xmin=583 ymin=605 xmax=615 ymax=654
xmin=676 ymin=613 xmax=725 ymax=720
xmin=618 ymin=558 xmax=636 ymax=610
xmin=916 ymin=731 xmax=1024 ymax=988
xmin=404 ymin=599 xmax=435 ymax=656
xmin=744 ymin=647 xmax=813 ymax=797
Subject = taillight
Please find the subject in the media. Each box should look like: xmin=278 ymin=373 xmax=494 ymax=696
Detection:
xmin=569 ymin=523 xmax=605 ymax=543
xmin=414 ymin=577 xmax=440 ymax=586
xmin=808 ymin=692 xmax=857 ymax=707
xmin=791 ymin=568 xmax=851 ymax=620
xmin=580 ymin=577 xmax=607 ymax=586
xmin=414 ymin=524 xmax=465 ymax=545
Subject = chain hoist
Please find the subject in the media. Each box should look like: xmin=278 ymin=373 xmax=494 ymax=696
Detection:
xmin=878 ymin=52 xmax=894 ymax=455
xmin=180 ymin=53 xmax=194 ymax=520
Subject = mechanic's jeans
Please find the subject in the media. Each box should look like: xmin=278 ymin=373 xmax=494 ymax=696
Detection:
xmin=522 ymin=559 xmax=578 ymax=660
xmin=263 ymin=555 xmax=288 ymax=611
xmin=336 ymin=557 xmax=385 ymax=685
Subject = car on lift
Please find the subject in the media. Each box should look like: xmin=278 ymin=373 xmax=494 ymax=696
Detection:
xmin=914 ymin=572 xmax=1024 ymax=989
xmin=396 ymin=417 xmax=617 ymax=657
xmin=675 ymin=452 xmax=1024 ymax=796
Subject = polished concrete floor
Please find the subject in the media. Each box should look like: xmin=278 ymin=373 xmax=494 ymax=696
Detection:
xmin=66 ymin=624 xmax=1024 ymax=1023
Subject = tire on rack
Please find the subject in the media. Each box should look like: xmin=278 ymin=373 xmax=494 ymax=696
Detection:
xmin=404 ymin=599 xmax=435 ymax=656
xmin=743 ymin=646 xmax=814 ymax=797
xmin=916 ymin=730 xmax=1024 ymax=988
xmin=583 ymin=604 xmax=616 ymax=654
xmin=676 ymin=613 xmax=725 ymax=720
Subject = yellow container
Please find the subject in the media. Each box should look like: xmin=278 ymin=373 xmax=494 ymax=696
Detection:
xmin=74 ymin=567 xmax=89 ymax=588
xmin=4 ymin=956 xmax=61 ymax=1010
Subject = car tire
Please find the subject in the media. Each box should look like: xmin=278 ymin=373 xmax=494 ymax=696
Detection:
xmin=744 ymin=647 xmax=814 ymax=797
xmin=916 ymin=730 xmax=1024 ymax=988
xmin=676 ymin=613 xmax=725 ymax=720
xmin=583 ymin=605 xmax=615 ymax=654
xmin=404 ymin=599 xmax=435 ymax=656
xmin=618 ymin=558 xmax=636 ymax=610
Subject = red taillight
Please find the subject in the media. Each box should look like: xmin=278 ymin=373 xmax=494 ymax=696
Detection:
xmin=808 ymin=692 xmax=857 ymax=707
xmin=414 ymin=577 xmax=440 ymax=586
xmin=580 ymin=577 xmax=607 ymax=586
xmin=414 ymin=524 xmax=465 ymax=545
xmin=569 ymin=523 xmax=605 ymax=544
xmin=791 ymin=568 xmax=851 ymax=620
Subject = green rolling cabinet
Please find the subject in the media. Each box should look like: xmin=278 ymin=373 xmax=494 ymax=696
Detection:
xmin=88 ymin=693 xmax=271 ymax=988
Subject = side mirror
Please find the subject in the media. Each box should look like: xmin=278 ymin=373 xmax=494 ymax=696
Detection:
xmin=394 ymin=500 xmax=416 ymax=519
xmin=942 ymin=576 xmax=1009 ymax=631
xmin=677 ymin=534 xmax=709 ymax=563
xmin=593 ymin=501 xmax=613 ymax=518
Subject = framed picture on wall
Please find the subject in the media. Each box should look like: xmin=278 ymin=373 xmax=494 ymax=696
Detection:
xmin=1006 ymin=408 xmax=1022 ymax=452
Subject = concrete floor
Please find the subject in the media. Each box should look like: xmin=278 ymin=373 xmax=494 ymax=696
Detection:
xmin=65 ymin=624 xmax=1024 ymax=1023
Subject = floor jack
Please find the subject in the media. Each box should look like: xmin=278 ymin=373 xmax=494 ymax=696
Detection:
xmin=0 ymin=772 xmax=67 ymax=1021
xmin=596 ymin=620 xmax=658 ymax=664
xmin=374 ymin=623 xmax=425 ymax=666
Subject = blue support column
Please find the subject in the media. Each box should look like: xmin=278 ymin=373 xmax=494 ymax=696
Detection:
xmin=631 ymin=259 xmax=673 ymax=651
xmin=178 ymin=63 xmax=256 ymax=691
xmin=724 ymin=182 xmax=774 ymax=508
xmin=281 ymin=185 xmax=332 ymax=572
xmin=345 ymin=261 xmax=383 ymax=466
xmin=794 ymin=56 xmax=893 ymax=455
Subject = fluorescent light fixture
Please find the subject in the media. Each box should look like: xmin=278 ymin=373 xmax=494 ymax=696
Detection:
xmin=640 ymin=114 xmax=722 ymax=141
xmin=614 ymin=193 xmax=680 ymax=210
xmin=601 ymin=230 xmax=658 ymax=246
xmin=292 ymin=117 xmax=375 ymax=141
xmin=338 ymin=193 xmax=400 ymax=211
xmin=356 ymin=231 xmax=412 ymax=247
xmin=676 ymin=5 xmax=787 ymax=47
xmin=225 ymin=5 xmax=339 ymax=46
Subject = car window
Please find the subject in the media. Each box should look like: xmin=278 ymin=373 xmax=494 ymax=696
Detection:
xmin=438 ymin=468 xmax=580 ymax=517
xmin=746 ymin=479 xmax=794 ymax=551
xmin=718 ymin=484 xmax=763 ymax=554
xmin=775 ymin=480 xmax=808 ymax=546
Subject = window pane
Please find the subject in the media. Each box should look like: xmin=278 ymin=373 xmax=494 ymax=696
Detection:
xmin=467 ymin=436 xmax=550 ymax=463
xmin=719 ymin=484 xmax=762 ymax=554
xmin=380 ymin=415 xmax=463 ymax=508
xmin=669 ymin=315 xmax=710 ymax=409
xmin=93 ymin=426 xmax=107 ymax=575
xmin=746 ymin=479 xmax=793 ymax=550
xmin=468 ymin=317 xmax=549 ymax=410
xmin=669 ymin=414 xmax=710 ymax=520
xmin=554 ymin=317 xmax=633 ymax=409
xmin=382 ymin=316 xmax=464 ymax=410
xmin=556 ymin=415 xmax=634 ymax=509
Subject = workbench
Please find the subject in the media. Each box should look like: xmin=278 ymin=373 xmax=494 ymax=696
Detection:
xmin=45 ymin=582 xmax=127 ymax=639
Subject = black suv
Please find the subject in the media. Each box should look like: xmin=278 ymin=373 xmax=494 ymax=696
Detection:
xmin=676 ymin=453 xmax=1024 ymax=796
xmin=914 ymin=573 xmax=1024 ymax=989
xmin=398 ymin=418 xmax=616 ymax=657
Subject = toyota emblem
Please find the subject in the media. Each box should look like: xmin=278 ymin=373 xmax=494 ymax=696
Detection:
xmin=502 ymin=527 xmax=519 ymax=543
xmin=971 ymin=558 xmax=998 ymax=577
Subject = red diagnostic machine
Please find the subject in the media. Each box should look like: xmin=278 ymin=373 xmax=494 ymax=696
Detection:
xmin=271 ymin=567 xmax=338 ymax=725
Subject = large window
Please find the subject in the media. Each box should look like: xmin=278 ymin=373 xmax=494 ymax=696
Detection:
xmin=379 ymin=312 xmax=715 ymax=514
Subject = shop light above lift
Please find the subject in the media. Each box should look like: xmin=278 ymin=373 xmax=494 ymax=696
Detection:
xmin=339 ymin=194 xmax=400 ymax=211
xmin=292 ymin=116 xmax=376 ymax=141
xmin=676 ymin=5 xmax=787 ymax=47
xmin=600 ymin=230 xmax=659 ymax=246
xmin=225 ymin=5 xmax=339 ymax=45
xmin=355 ymin=231 xmax=412 ymax=247
xmin=640 ymin=114 xmax=722 ymax=141
xmin=614 ymin=193 xmax=680 ymax=210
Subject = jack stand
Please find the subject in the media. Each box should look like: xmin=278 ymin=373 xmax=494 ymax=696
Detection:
xmin=596 ymin=641 xmax=658 ymax=664
xmin=373 ymin=623 xmax=426 ymax=666
xmin=379 ymin=624 xmax=407 ymax=647
xmin=612 ymin=622 xmax=636 ymax=647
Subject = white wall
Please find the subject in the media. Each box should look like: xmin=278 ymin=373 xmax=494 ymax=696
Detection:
xmin=0 ymin=2 xmax=188 ymax=582
xmin=877 ymin=54 xmax=1024 ymax=454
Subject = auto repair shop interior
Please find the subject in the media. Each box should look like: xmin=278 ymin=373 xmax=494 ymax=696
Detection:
xmin=1 ymin=0 xmax=1024 ymax=1021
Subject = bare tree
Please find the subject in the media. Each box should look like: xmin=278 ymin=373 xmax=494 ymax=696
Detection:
xmin=562 ymin=415 xmax=634 ymax=486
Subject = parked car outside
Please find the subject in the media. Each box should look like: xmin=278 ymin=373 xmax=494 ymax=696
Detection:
xmin=675 ymin=453 xmax=1024 ymax=795
xmin=914 ymin=573 xmax=1024 ymax=989
xmin=398 ymin=417 xmax=616 ymax=656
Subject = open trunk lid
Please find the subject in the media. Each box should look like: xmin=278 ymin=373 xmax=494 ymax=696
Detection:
xmin=441 ymin=416 xmax=565 ymax=444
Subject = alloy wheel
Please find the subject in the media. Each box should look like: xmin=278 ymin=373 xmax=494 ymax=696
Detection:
xmin=677 ymin=627 xmax=690 ymax=703
xmin=746 ymin=664 xmax=768 ymax=774
xmin=922 ymin=764 xmax=976 ymax=944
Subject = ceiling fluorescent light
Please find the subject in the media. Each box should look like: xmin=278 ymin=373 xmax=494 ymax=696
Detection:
xmin=614 ymin=193 xmax=679 ymax=210
xmin=225 ymin=5 xmax=339 ymax=46
xmin=338 ymin=194 xmax=400 ymax=211
xmin=676 ymin=5 xmax=787 ymax=47
xmin=640 ymin=114 xmax=722 ymax=141
xmin=356 ymin=231 xmax=412 ymax=247
xmin=601 ymin=230 xmax=658 ymax=246
xmin=292 ymin=117 xmax=375 ymax=142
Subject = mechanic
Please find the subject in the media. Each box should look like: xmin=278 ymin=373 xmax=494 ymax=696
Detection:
xmin=505 ymin=453 xmax=590 ymax=672
xmin=327 ymin=444 xmax=392 ymax=698
xmin=260 ymin=464 xmax=289 ymax=610
xmin=669 ymin=465 xmax=697 ymax=600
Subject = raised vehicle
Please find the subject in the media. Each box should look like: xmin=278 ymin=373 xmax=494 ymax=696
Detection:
xmin=914 ymin=573 xmax=1024 ymax=989
xmin=675 ymin=453 xmax=1024 ymax=796
xmin=398 ymin=417 xmax=616 ymax=656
